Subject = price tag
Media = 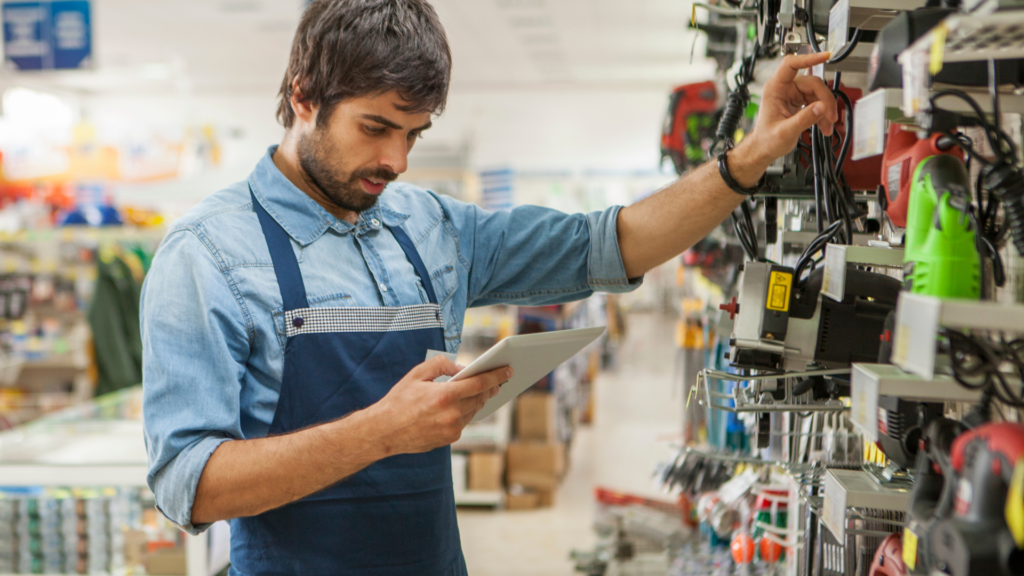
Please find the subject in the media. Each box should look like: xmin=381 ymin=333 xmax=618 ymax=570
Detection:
xmin=853 ymin=90 xmax=887 ymax=160
xmin=1007 ymin=457 xmax=1024 ymax=548
xmin=891 ymin=293 xmax=941 ymax=378
xmin=828 ymin=0 xmax=850 ymax=56
xmin=903 ymin=528 xmax=918 ymax=570
xmin=822 ymin=245 xmax=848 ymax=302
xmin=900 ymin=49 xmax=930 ymax=117
xmin=850 ymin=365 xmax=880 ymax=442
xmin=929 ymin=23 xmax=948 ymax=76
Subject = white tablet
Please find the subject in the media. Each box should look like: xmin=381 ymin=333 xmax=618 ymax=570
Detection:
xmin=442 ymin=326 xmax=606 ymax=421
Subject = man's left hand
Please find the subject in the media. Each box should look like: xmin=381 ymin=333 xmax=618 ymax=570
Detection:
xmin=733 ymin=51 xmax=840 ymax=180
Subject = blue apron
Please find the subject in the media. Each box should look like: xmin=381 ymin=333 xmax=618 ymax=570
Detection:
xmin=229 ymin=189 xmax=467 ymax=575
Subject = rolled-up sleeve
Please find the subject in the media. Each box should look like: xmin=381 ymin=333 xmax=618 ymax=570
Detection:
xmin=141 ymin=229 xmax=250 ymax=535
xmin=432 ymin=193 xmax=642 ymax=307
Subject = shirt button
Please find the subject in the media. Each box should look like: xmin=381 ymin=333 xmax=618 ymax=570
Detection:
xmin=292 ymin=317 xmax=304 ymax=329
xmin=371 ymin=218 xmax=381 ymax=227
xmin=379 ymin=283 xmax=388 ymax=293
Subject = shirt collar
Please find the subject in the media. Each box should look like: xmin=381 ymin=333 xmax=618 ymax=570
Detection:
xmin=248 ymin=145 xmax=409 ymax=246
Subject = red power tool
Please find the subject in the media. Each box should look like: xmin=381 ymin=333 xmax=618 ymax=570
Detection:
xmin=879 ymin=124 xmax=964 ymax=227
xmin=661 ymin=81 xmax=719 ymax=176
xmin=928 ymin=422 xmax=1024 ymax=576
xmin=797 ymin=85 xmax=884 ymax=192
xmin=868 ymin=534 xmax=907 ymax=576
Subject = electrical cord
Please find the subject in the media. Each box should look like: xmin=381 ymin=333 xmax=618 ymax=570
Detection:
xmin=803 ymin=0 xmax=862 ymax=65
xmin=930 ymin=87 xmax=1024 ymax=259
xmin=943 ymin=329 xmax=1024 ymax=414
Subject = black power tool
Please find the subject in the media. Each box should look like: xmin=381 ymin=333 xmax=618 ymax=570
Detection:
xmin=904 ymin=418 xmax=967 ymax=575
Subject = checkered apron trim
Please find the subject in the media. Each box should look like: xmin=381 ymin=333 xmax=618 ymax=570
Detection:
xmin=284 ymin=304 xmax=443 ymax=337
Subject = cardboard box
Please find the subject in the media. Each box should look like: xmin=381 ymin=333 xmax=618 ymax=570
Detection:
xmin=506 ymin=470 xmax=558 ymax=490
xmin=536 ymin=488 xmax=556 ymax=508
xmin=516 ymin=392 xmax=557 ymax=442
xmin=506 ymin=490 xmax=540 ymax=510
xmin=507 ymin=441 xmax=565 ymax=478
xmin=468 ymin=452 xmax=504 ymax=492
xmin=146 ymin=548 xmax=186 ymax=576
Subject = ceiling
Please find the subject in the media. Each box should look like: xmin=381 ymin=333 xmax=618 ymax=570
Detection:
xmin=1 ymin=0 xmax=711 ymax=95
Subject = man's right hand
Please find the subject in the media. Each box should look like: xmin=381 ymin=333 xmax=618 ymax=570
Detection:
xmin=374 ymin=355 xmax=510 ymax=455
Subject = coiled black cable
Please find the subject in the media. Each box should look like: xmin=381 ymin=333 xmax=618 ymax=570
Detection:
xmin=943 ymin=329 xmax=1024 ymax=411
xmin=716 ymin=84 xmax=751 ymax=148
xmin=986 ymin=162 xmax=1024 ymax=256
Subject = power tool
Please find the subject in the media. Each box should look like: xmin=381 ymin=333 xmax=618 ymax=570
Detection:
xmin=869 ymin=534 xmax=908 ymax=576
xmin=768 ymin=85 xmax=883 ymax=197
xmin=876 ymin=397 xmax=944 ymax=470
xmin=661 ymin=82 xmax=720 ymax=176
xmin=723 ymin=262 xmax=901 ymax=372
xmin=904 ymin=418 xmax=966 ymax=575
xmin=902 ymin=154 xmax=982 ymax=299
xmin=879 ymin=126 xmax=964 ymax=228
xmin=868 ymin=8 xmax=1024 ymax=91
xmin=929 ymin=422 xmax=1024 ymax=576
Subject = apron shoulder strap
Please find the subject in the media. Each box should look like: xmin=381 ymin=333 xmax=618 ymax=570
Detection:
xmin=250 ymin=186 xmax=310 ymax=311
xmin=389 ymin=226 xmax=439 ymax=305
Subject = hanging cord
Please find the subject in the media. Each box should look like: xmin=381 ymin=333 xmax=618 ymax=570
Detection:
xmin=943 ymin=329 xmax=1024 ymax=414
xmin=712 ymin=42 xmax=760 ymax=157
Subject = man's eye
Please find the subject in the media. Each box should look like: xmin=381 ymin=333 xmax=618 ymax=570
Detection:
xmin=365 ymin=126 xmax=386 ymax=135
xmin=409 ymin=132 xmax=424 ymax=140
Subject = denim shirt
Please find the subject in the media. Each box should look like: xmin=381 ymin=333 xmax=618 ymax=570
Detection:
xmin=141 ymin=146 xmax=642 ymax=534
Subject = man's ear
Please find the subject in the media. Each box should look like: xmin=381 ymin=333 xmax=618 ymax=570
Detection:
xmin=290 ymin=79 xmax=318 ymax=126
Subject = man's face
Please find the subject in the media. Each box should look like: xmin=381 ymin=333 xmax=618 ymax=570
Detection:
xmin=297 ymin=91 xmax=433 ymax=213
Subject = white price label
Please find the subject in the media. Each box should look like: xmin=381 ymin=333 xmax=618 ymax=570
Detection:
xmin=828 ymin=0 xmax=850 ymax=56
xmin=852 ymin=90 xmax=887 ymax=161
xmin=900 ymin=49 xmax=930 ymax=117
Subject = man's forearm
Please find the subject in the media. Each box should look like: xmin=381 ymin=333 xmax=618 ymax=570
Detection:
xmin=617 ymin=140 xmax=772 ymax=278
xmin=191 ymin=405 xmax=393 ymax=525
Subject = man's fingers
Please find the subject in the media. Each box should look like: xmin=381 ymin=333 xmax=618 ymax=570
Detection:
xmin=772 ymin=52 xmax=831 ymax=85
xmin=413 ymin=355 xmax=461 ymax=381
xmin=792 ymin=76 xmax=839 ymax=123
xmin=779 ymin=102 xmax=833 ymax=141
xmin=447 ymin=366 xmax=512 ymax=400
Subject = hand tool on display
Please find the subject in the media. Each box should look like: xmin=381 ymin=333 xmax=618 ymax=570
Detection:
xmin=875 ymin=397 xmax=944 ymax=470
xmin=904 ymin=418 xmax=968 ymax=575
xmin=661 ymin=82 xmax=721 ymax=176
xmin=878 ymin=126 xmax=964 ymax=228
xmin=867 ymin=8 xmax=1024 ymax=92
xmin=723 ymin=261 xmax=900 ymax=372
xmin=902 ymin=153 xmax=982 ymax=300
xmin=928 ymin=422 xmax=1024 ymax=576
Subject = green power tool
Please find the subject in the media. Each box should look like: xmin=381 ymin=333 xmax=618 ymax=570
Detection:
xmin=903 ymin=155 xmax=981 ymax=299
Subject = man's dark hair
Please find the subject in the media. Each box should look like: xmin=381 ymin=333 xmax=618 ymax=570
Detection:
xmin=277 ymin=0 xmax=452 ymax=129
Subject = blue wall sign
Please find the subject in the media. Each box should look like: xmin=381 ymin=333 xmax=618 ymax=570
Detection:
xmin=2 ymin=1 xmax=91 ymax=71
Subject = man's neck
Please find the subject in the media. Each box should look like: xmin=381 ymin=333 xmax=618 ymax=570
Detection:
xmin=273 ymin=135 xmax=360 ymax=225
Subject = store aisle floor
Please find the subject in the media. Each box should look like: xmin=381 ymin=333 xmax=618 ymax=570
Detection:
xmin=457 ymin=311 xmax=683 ymax=575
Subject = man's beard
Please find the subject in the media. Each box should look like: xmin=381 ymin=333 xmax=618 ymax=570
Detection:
xmin=297 ymin=129 xmax=397 ymax=214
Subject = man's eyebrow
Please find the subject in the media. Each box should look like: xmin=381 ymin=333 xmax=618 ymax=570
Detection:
xmin=359 ymin=114 xmax=432 ymax=133
xmin=359 ymin=114 xmax=403 ymax=130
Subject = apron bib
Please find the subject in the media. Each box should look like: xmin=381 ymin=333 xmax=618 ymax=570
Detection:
xmin=229 ymin=187 xmax=466 ymax=575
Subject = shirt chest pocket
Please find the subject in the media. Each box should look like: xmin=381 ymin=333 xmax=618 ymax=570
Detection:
xmin=273 ymin=293 xmax=354 ymax=346
xmin=416 ymin=264 xmax=461 ymax=352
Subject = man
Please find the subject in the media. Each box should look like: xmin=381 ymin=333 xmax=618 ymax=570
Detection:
xmin=141 ymin=0 xmax=837 ymax=574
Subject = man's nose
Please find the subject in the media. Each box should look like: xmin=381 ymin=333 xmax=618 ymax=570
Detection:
xmin=379 ymin=137 xmax=409 ymax=175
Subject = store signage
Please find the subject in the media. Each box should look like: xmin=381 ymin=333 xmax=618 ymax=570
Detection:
xmin=2 ymin=1 xmax=91 ymax=71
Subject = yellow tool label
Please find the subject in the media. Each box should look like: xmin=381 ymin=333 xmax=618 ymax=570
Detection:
xmin=903 ymin=528 xmax=918 ymax=570
xmin=766 ymin=271 xmax=792 ymax=312
xmin=1007 ymin=457 xmax=1024 ymax=548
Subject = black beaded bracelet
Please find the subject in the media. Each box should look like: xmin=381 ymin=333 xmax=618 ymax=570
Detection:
xmin=718 ymin=148 xmax=766 ymax=196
